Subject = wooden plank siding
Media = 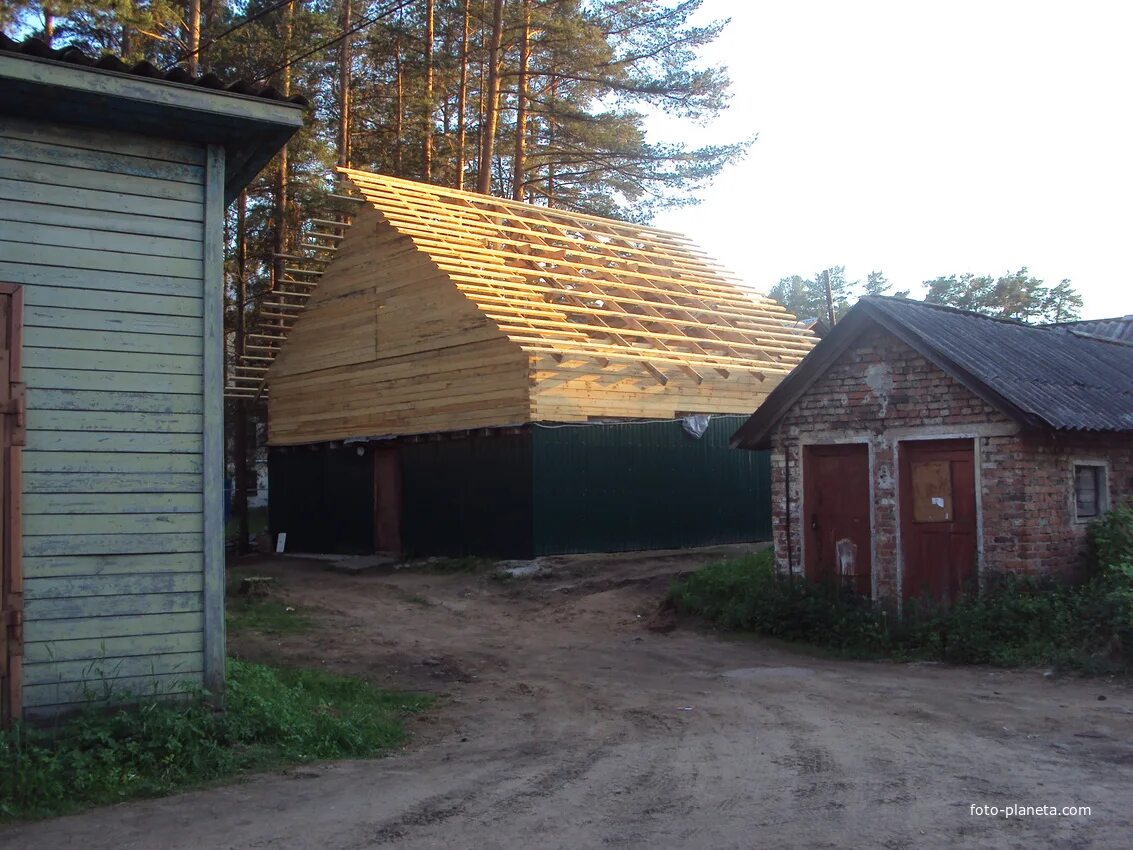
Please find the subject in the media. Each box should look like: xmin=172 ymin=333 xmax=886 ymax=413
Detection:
xmin=267 ymin=172 xmax=816 ymax=446
xmin=268 ymin=206 xmax=531 ymax=445
xmin=0 ymin=117 xmax=207 ymax=714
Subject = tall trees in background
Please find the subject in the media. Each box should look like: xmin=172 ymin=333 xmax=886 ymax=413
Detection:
xmin=5 ymin=0 xmax=748 ymax=364
xmin=770 ymin=266 xmax=1082 ymax=324
xmin=769 ymin=268 xmax=908 ymax=323
xmin=924 ymin=269 xmax=1083 ymax=323
xmin=3 ymin=0 xmax=744 ymax=544
xmin=6 ymin=1 xmax=742 ymax=216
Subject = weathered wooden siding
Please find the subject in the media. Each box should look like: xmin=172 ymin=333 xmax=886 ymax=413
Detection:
xmin=268 ymin=205 xmax=530 ymax=445
xmin=0 ymin=117 xmax=207 ymax=713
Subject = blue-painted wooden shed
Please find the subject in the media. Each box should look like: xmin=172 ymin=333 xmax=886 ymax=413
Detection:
xmin=0 ymin=35 xmax=304 ymax=719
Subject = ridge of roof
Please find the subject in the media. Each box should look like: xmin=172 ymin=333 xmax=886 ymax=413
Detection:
xmin=860 ymin=294 xmax=1035 ymax=326
xmin=338 ymin=167 xmax=700 ymax=241
xmin=0 ymin=32 xmax=309 ymax=107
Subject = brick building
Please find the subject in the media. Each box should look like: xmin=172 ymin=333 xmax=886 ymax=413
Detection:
xmin=731 ymin=297 xmax=1133 ymax=605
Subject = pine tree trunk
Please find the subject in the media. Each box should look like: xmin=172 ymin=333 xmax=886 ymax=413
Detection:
xmin=273 ymin=1 xmax=294 ymax=292
xmin=546 ymin=77 xmax=557 ymax=207
xmin=475 ymin=15 xmax=486 ymax=191
xmin=476 ymin=0 xmax=505 ymax=194
xmin=456 ymin=0 xmax=471 ymax=189
xmin=423 ymin=0 xmax=435 ymax=182
xmin=187 ymin=0 xmax=202 ymax=74
xmin=338 ymin=0 xmax=352 ymax=169
xmin=43 ymin=9 xmax=54 ymax=44
xmin=511 ymin=0 xmax=530 ymax=201
xmin=233 ymin=190 xmax=251 ymax=555
xmin=394 ymin=34 xmax=404 ymax=176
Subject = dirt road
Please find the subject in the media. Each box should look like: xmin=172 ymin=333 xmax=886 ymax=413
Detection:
xmin=4 ymin=547 xmax=1132 ymax=849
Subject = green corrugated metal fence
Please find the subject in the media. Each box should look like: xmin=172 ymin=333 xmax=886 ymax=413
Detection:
xmin=532 ymin=416 xmax=770 ymax=555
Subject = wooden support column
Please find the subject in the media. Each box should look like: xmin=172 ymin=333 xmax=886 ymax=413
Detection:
xmin=202 ymin=144 xmax=226 ymax=702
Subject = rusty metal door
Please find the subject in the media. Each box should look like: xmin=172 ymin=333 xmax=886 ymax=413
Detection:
xmin=803 ymin=444 xmax=871 ymax=596
xmin=373 ymin=446 xmax=401 ymax=555
xmin=899 ymin=439 xmax=976 ymax=604
xmin=0 ymin=284 xmax=24 ymax=725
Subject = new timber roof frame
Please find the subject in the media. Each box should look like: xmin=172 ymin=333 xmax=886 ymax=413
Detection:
xmin=339 ymin=168 xmax=816 ymax=385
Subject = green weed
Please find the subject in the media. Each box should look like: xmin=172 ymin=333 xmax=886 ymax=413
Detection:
xmin=419 ymin=556 xmax=497 ymax=574
xmin=0 ymin=659 xmax=431 ymax=821
xmin=225 ymin=574 xmax=313 ymax=636
xmin=670 ymin=505 xmax=1133 ymax=671
xmin=226 ymin=597 xmax=313 ymax=635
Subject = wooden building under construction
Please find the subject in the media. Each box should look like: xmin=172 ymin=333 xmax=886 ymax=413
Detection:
xmin=264 ymin=170 xmax=816 ymax=557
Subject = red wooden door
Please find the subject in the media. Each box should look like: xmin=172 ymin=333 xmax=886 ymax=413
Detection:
xmin=899 ymin=439 xmax=977 ymax=604
xmin=804 ymin=444 xmax=871 ymax=596
xmin=373 ymin=447 xmax=402 ymax=555
xmin=0 ymin=284 xmax=23 ymax=725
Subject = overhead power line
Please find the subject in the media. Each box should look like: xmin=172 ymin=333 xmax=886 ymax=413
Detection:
xmin=176 ymin=0 xmax=295 ymax=65
xmin=260 ymin=0 xmax=415 ymax=80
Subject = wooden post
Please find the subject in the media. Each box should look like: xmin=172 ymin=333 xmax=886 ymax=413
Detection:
xmin=202 ymin=145 xmax=227 ymax=703
xmin=233 ymin=190 xmax=250 ymax=555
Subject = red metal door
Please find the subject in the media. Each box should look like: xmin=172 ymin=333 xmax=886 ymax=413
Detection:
xmin=373 ymin=447 xmax=401 ymax=555
xmin=803 ymin=444 xmax=871 ymax=596
xmin=0 ymin=284 xmax=24 ymax=725
xmin=899 ymin=439 xmax=977 ymax=604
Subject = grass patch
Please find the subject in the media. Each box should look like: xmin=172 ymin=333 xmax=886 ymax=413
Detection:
xmin=0 ymin=659 xmax=432 ymax=821
xmin=416 ymin=556 xmax=497 ymax=574
xmin=396 ymin=590 xmax=432 ymax=607
xmin=226 ymin=596 xmax=313 ymax=635
xmin=669 ymin=508 xmax=1133 ymax=671
xmin=225 ymin=574 xmax=313 ymax=636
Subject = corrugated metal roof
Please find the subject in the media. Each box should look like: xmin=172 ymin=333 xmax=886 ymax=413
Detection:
xmin=1056 ymin=315 xmax=1133 ymax=345
xmin=866 ymin=298 xmax=1133 ymax=431
xmin=0 ymin=33 xmax=308 ymax=106
xmin=732 ymin=297 xmax=1133 ymax=448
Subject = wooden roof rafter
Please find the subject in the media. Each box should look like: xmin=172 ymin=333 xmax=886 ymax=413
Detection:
xmin=337 ymin=167 xmax=816 ymax=380
xmin=224 ymin=196 xmax=361 ymax=400
xmin=341 ymin=177 xmax=780 ymax=300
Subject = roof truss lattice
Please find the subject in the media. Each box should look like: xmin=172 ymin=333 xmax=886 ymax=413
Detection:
xmin=340 ymin=168 xmax=815 ymax=380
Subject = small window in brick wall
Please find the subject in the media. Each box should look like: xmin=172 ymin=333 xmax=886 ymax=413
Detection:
xmin=1074 ymin=464 xmax=1106 ymax=521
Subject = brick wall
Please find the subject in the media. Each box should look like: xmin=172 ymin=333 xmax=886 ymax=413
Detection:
xmin=769 ymin=326 xmax=1132 ymax=601
xmin=981 ymin=432 xmax=1133 ymax=576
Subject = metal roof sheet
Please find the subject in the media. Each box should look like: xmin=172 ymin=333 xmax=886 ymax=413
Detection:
xmin=0 ymin=33 xmax=309 ymax=106
xmin=1056 ymin=315 xmax=1133 ymax=345
xmin=732 ymin=297 xmax=1133 ymax=448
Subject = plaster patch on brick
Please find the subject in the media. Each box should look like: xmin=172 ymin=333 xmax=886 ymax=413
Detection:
xmin=865 ymin=362 xmax=894 ymax=417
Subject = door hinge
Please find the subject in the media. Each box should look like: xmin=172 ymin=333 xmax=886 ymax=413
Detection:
xmin=2 ymin=607 xmax=22 ymax=644
xmin=0 ymin=383 xmax=25 ymax=447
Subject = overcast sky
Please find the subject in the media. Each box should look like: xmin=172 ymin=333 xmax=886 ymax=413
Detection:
xmin=651 ymin=0 xmax=1131 ymax=319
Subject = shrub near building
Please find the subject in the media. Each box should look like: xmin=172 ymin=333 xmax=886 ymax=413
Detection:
xmin=669 ymin=504 xmax=1133 ymax=669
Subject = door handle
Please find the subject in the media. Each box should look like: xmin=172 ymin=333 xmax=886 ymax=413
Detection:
xmin=810 ymin=513 xmax=818 ymax=531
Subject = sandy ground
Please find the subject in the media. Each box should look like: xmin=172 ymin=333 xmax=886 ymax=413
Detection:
xmin=3 ymin=546 xmax=1132 ymax=850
